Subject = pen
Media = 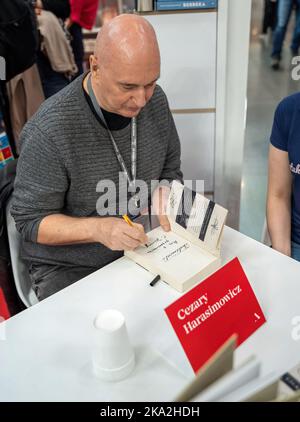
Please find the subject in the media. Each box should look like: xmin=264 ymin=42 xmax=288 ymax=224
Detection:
xmin=122 ymin=214 xmax=148 ymax=247
xmin=150 ymin=275 xmax=161 ymax=287
xmin=122 ymin=214 xmax=134 ymax=227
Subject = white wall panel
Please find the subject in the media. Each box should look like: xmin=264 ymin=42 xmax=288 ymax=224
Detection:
xmin=173 ymin=113 xmax=215 ymax=192
xmin=146 ymin=12 xmax=217 ymax=110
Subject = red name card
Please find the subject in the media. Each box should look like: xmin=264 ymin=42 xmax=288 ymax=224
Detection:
xmin=165 ymin=257 xmax=266 ymax=373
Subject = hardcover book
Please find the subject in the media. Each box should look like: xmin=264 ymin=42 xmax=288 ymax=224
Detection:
xmin=125 ymin=181 xmax=228 ymax=293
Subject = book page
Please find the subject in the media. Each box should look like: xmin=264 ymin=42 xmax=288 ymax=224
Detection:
xmin=167 ymin=181 xmax=228 ymax=253
xmin=133 ymin=226 xmax=214 ymax=283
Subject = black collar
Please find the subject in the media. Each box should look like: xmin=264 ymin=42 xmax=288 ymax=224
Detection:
xmin=82 ymin=81 xmax=131 ymax=131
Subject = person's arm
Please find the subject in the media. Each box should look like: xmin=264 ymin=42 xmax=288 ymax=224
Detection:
xmin=11 ymin=123 xmax=147 ymax=251
xmin=37 ymin=214 xmax=148 ymax=250
xmin=267 ymin=144 xmax=292 ymax=256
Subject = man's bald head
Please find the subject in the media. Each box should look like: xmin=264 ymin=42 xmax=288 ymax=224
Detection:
xmin=88 ymin=14 xmax=161 ymax=117
xmin=94 ymin=14 xmax=160 ymax=68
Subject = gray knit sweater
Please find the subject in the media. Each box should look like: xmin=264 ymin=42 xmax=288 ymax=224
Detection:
xmin=11 ymin=75 xmax=183 ymax=269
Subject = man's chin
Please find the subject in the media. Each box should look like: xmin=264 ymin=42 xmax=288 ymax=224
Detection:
xmin=123 ymin=108 xmax=140 ymax=117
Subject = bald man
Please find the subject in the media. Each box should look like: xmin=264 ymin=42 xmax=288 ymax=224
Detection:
xmin=11 ymin=15 xmax=183 ymax=301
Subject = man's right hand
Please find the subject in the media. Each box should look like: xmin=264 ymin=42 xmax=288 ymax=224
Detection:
xmin=91 ymin=217 xmax=148 ymax=251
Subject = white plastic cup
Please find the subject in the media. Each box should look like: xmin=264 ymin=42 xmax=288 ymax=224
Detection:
xmin=92 ymin=309 xmax=135 ymax=381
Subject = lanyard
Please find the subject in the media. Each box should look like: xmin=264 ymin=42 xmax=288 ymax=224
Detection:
xmin=87 ymin=75 xmax=139 ymax=207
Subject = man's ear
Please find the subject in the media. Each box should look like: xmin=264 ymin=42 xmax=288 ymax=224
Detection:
xmin=89 ymin=55 xmax=99 ymax=76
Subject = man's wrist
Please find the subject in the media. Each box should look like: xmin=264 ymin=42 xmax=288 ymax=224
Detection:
xmin=83 ymin=217 xmax=97 ymax=243
xmin=84 ymin=216 xmax=108 ymax=244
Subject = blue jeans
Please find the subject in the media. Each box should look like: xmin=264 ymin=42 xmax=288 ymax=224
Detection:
xmin=272 ymin=0 xmax=300 ymax=58
xmin=70 ymin=23 xmax=84 ymax=78
xmin=262 ymin=0 xmax=277 ymax=33
xmin=37 ymin=51 xmax=70 ymax=99
xmin=291 ymin=241 xmax=300 ymax=262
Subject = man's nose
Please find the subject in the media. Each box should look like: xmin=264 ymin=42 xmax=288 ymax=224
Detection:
xmin=133 ymin=88 xmax=147 ymax=108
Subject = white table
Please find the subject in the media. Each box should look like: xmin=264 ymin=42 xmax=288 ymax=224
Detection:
xmin=1 ymin=227 xmax=300 ymax=402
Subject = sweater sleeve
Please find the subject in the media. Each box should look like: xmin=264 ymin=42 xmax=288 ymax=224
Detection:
xmin=42 ymin=0 xmax=71 ymax=20
xmin=11 ymin=122 xmax=69 ymax=243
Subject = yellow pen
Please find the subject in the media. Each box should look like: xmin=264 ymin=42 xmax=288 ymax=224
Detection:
xmin=122 ymin=214 xmax=148 ymax=247
xmin=122 ymin=214 xmax=134 ymax=227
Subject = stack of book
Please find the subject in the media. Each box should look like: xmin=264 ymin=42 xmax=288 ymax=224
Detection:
xmin=155 ymin=0 xmax=217 ymax=12
xmin=0 ymin=132 xmax=14 ymax=169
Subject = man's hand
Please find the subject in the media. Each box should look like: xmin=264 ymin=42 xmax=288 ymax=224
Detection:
xmin=65 ymin=17 xmax=73 ymax=29
xmin=152 ymin=186 xmax=171 ymax=232
xmin=91 ymin=217 xmax=148 ymax=251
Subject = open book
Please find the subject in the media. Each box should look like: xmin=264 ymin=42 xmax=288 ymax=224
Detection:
xmin=125 ymin=181 xmax=228 ymax=292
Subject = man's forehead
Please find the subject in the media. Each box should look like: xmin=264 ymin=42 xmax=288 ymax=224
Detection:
xmin=117 ymin=75 xmax=160 ymax=87
xmin=115 ymin=68 xmax=160 ymax=85
xmin=108 ymin=54 xmax=160 ymax=84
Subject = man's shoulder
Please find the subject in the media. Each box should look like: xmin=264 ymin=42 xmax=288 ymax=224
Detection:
xmin=29 ymin=75 xmax=86 ymax=131
xmin=151 ymin=84 xmax=168 ymax=105
xmin=144 ymin=84 xmax=169 ymax=118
